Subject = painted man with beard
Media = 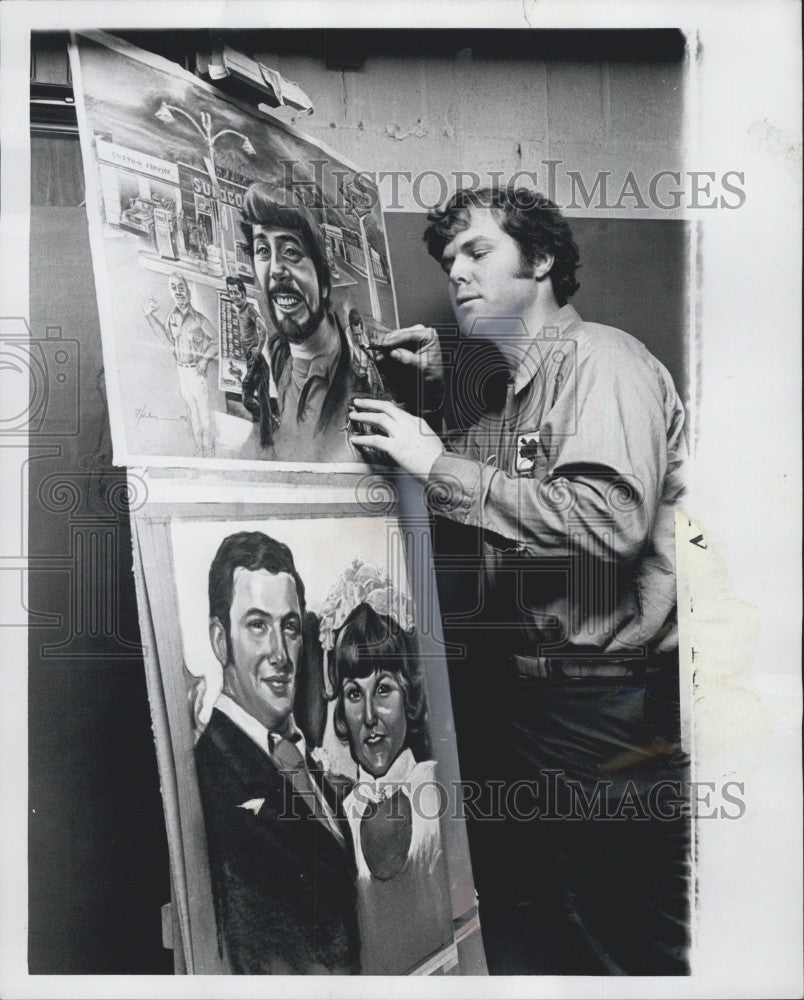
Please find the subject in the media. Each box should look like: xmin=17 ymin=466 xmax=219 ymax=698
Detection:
xmin=239 ymin=184 xmax=375 ymax=463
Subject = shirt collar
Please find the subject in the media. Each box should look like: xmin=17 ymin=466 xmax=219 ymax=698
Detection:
xmin=513 ymin=303 xmax=582 ymax=395
xmin=169 ymin=302 xmax=198 ymax=323
xmin=214 ymin=693 xmax=305 ymax=760
xmin=290 ymin=341 xmax=341 ymax=385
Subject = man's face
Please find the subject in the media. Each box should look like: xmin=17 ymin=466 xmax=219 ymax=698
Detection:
xmin=440 ymin=207 xmax=540 ymax=335
xmin=220 ymin=568 xmax=302 ymax=733
xmin=341 ymin=670 xmax=407 ymax=778
xmin=252 ymin=224 xmax=324 ymax=344
xmin=169 ymin=276 xmax=190 ymax=310
xmin=229 ymin=284 xmax=247 ymax=309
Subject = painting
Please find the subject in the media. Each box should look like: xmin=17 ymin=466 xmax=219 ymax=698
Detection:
xmin=131 ymin=504 xmax=482 ymax=975
xmin=70 ymin=31 xmax=401 ymax=469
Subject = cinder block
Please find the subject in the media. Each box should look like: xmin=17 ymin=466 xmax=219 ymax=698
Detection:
xmin=546 ymin=61 xmax=607 ymax=141
xmin=548 ymin=140 xmax=685 ymax=218
xmin=454 ymin=57 xmax=548 ymax=140
xmin=418 ymin=58 xmax=460 ymax=137
xmin=341 ymin=57 xmax=428 ymax=131
xmin=514 ymin=140 xmax=555 ymax=190
xmin=456 ymin=135 xmax=523 ymax=190
xmin=608 ymin=61 xmax=685 ymax=141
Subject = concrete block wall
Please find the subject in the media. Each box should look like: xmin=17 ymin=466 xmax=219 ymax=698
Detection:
xmin=255 ymin=46 xmax=685 ymax=217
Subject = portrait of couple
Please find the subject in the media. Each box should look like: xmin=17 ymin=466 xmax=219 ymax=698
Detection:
xmin=193 ymin=528 xmax=454 ymax=975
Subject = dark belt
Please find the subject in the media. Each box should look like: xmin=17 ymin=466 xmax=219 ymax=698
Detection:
xmin=513 ymin=653 xmax=671 ymax=680
xmin=176 ymin=360 xmax=199 ymax=368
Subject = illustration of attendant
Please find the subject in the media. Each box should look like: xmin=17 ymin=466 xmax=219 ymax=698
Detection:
xmin=225 ymin=275 xmax=279 ymax=447
xmin=142 ymin=272 xmax=218 ymax=456
xmin=331 ymin=602 xmax=454 ymax=974
xmin=346 ymin=309 xmax=384 ymax=395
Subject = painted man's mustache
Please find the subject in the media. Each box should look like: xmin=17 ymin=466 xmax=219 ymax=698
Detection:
xmin=270 ymin=280 xmax=300 ymax=298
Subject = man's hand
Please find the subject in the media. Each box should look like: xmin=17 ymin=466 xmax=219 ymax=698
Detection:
xmin=142 ymin=295 xmax=159 ymax=317
xmin=374 ymin=325 xmax=444 ymax=418
xmin=348 ymin=398 xmax=444 ymax=484
xmin=381 ymin=325 xmax=443 ymax=385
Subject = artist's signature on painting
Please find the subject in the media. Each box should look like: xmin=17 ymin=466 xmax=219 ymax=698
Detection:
xmin=135 ymin=404 xmax=186 ymax=427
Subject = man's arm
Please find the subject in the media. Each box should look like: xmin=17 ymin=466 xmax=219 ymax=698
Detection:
xmin=142 ymin=295 xmax=170 ymax=342
xmin=253 ymin=310 xmax=269 ymax=355
xmin=196 ymin=311 xmax=219 ymax=376
xmin=350 ymin=343 xmax=685 ymax=562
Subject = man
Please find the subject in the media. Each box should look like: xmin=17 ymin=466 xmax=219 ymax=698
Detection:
xmin=195 ymin=531 xmax=360 ymax=974
xmin=239 ymin=184 xmax=383 ymax=463
xmin=142 ymin=273 xmax=218 ymax=456
xmin=224 ymin=275 xmax=279 ymax=446
xmin=347 ymin=308 xmax=387 ymax=398
xmin=349 ymin=186 xmax=689 ymax=974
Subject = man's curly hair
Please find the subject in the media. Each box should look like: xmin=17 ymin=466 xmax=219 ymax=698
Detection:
xmin=423 ymin=186 xmax=580 ymax=305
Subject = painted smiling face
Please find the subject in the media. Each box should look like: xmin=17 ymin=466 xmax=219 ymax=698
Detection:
xmin=341 ymin=669 xmax=407 ymax=778
xmin=251 ymin=224 xmax=325 ymax=344
xmin=168 ymin=274 xmax=190 ymax=311
xmin=214 ymin=568 xmax=302 ymax=734
xmin=228 ymin=282 xmax=247 ymax=309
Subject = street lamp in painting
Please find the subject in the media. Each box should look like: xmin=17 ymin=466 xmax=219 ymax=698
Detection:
xmin=155 ymin=103 xmax=255 ymax=277
xmin=338 ymin=175 xmax=381 ymax=322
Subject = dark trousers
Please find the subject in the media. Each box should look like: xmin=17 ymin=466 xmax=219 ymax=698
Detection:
xmin=452 ymin=665 xmax=691 ymax=975
xmin=241 ymin=354 xmax=277 ymax=448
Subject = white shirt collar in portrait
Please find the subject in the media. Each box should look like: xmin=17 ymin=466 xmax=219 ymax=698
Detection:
xmin=214 ymin=692 xmax=306 ymax=761
xmin=356 ymin=747 xmax=417 ymax=803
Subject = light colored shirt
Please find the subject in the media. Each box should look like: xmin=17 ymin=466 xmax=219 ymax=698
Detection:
xmin=426 ymin=304 xmax=687 ymax=663
xmin=166 ymin=303 xmax=216 ymax=367
xmin=214 ymin=693 xmax=306 ymax=758
xmin=271 ymin=333 xmax=362 ymax=464
xmin=352 ymin=747 xmax=418 ymax=801
xmin=343 ymin=751 xmax=454 ymax=974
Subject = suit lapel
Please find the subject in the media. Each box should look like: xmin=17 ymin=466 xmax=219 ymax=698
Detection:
xmin=298 ymin=756 xmax=346 ymax=848
xmin=207 ymin=709 xmax=345 ymax=848
xmin=307 ymin=759 xmax=353 ymax=851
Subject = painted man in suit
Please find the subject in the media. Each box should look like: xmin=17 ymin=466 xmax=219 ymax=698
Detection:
xmin=195 ymin=531 xmax=360 ymax=974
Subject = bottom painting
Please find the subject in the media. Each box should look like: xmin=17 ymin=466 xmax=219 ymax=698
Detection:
xmin=131 ymin=504 xmax=483 ymax=975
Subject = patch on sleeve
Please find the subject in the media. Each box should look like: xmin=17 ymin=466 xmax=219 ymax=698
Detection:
xmin=516 ymin=431 xmax=540 ymax=473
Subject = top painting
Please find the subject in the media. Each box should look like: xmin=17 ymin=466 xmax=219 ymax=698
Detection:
xmin=69 ymin=32 xmax=401 ymax=470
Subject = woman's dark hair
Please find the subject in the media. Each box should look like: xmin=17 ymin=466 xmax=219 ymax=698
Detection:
xmin=331 ymin=602 xmax=430 ymax=762
xmin=423 ymin=186 xmax=581 ymax=306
